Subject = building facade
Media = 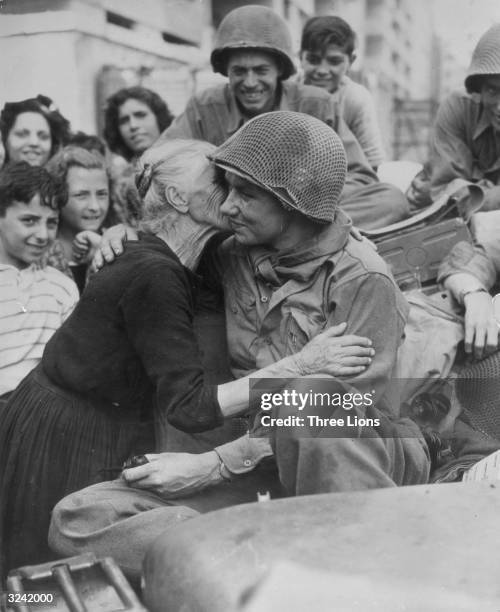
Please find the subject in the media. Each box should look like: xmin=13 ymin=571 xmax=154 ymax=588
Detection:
xmin=1 ymin=0 xmax=210 ymax=132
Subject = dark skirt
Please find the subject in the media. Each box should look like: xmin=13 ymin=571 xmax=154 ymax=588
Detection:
xmin=0 ymin=365 xmax=154 ymax=577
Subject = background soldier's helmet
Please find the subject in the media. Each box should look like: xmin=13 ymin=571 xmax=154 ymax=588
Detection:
xmin=211 ymin=111 xmax=347 ymax=224
xmin=210 ymin=5 xmax=296 ymax=81
xmin=465 ymin=23 xmax=500 ymax=93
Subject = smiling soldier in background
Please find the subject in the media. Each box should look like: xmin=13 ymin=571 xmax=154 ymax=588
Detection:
xmin=430 ymin=24 xmax=500 ymax=211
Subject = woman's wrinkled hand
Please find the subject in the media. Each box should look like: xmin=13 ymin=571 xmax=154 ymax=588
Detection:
xmin=91 ymin=224 xmax=138 ymax=271
xmin=463 ymin=292 xmax=499 ymax=360
xmin=121 ymin=451 xmax=221 ymax=499
xmin=293 ymin=322 xmax=374 ymax=376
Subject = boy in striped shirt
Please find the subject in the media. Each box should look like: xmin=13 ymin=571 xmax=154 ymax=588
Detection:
xmin=0 ymin=162 xmax=79 ymax=402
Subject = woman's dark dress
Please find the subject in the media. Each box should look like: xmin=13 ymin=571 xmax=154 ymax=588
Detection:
xmin=0 ymin=234 xmax=223 ymax=575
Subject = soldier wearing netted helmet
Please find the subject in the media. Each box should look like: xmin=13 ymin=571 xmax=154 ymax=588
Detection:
xmin=159 ymin=5 xmax=410 ymax=230
xmin=430 ymin=23 xmax=500 ymax=210
xmin=215 ymin=110 xmax=346 ymax=225
xmin=213 ymin=111 xmax=427 ymax=491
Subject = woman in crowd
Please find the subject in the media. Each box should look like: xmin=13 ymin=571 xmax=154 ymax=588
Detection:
xmin=104 ymin=86 xmax=174 ymax=226
xmin=0 ymin=95 xmax=71 ymax=167
xmin=0 ymin=137 xmax=374 ymax=575
xmin=44 ymin=146 xmax=112 ymax=293
xmin=104 ymin=86 xmax=173 ymax=162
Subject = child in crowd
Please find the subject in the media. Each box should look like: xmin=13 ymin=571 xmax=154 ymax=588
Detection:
xmin=44 ymin=146 xmax=112 ymax=292
xmin=0 ymin=162 xmax=79 ymax=403
xmin=300 ymin=15 xmax=385 ymax=170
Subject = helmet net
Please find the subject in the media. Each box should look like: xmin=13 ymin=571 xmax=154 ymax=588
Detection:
xmin=212 ymin=111 xmax=346 ymax=223
xmin=465 ymin=24 xmax=500 ymax=92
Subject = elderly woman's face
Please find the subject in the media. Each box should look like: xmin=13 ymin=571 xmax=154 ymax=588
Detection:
xmin=118 ymin=99 xmax=161 ymax=155
xmin=220 ymin=172 xmax=289 ymax=248
xmin=6 ymin=112 xmax=52 ymax=166
xmin=186 ymin=163 xmax=230 ymax=231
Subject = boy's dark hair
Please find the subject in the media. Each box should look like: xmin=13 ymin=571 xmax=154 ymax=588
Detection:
xmin=0 ymin=162 xmax=63 ymax=216
xmin=104 ymin=86 xmax=174 ymax=161
xmin=301 ymin=16 xmax=356 ymax=56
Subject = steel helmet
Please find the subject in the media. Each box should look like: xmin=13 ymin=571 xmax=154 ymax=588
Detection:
xmin=211 ymin=5 xmax=296 ymax=80
xmin=211 ymin=111 xmax=346 ymax=223
xmin=465 ymin=24 xmax=500 ymax=93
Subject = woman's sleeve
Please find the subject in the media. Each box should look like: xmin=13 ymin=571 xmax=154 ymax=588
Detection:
xmin=119 ymin=261 xmax=224 ymax=433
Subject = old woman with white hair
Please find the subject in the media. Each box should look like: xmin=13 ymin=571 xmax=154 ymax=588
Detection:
xmin=0 ymin=138 xmax=373 ymax=575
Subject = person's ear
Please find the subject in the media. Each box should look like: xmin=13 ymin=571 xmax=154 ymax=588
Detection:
xmin=165 ymin=185 xmax=189 ymax=213
xmin=349 ymin=53 xmax=356 ymax=67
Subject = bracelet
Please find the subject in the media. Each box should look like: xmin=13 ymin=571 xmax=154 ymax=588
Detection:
xmin=213 ymin=449 xmax=232 ymax=482
xmin=459 ymin=287 xmax=489 ymax=304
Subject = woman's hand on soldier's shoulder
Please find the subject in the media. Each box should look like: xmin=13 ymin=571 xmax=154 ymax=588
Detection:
xmin=72 ymin=230 xmax=102 ymax=264
xmin=91 ymin=224 xmax=138 ymax=271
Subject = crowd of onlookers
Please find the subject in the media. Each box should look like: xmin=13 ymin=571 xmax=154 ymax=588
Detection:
xmin=0 ymin=87 xmax=175 ymax=408
xmin=0 ymin=86 xmax=174 ymax=287
xmin=1 ymin=5 xmax=500 ymax=585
